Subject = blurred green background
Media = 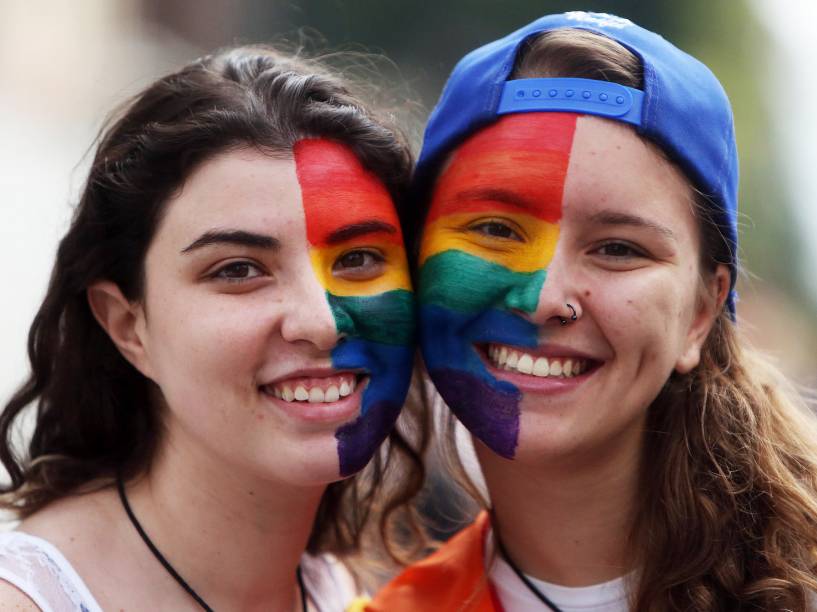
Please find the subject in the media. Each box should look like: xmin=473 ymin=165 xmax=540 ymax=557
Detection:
xmin=1 ymin=0 xmax=815 ymax=399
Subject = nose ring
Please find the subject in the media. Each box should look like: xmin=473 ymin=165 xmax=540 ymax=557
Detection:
xmin=558 ymin=303 xmax=578 ymax=326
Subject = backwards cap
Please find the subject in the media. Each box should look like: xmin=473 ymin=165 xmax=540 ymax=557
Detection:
xmin=415 ymin=11 xmax=739 ymax=316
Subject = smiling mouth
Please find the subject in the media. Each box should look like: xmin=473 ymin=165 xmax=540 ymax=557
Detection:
xmin=482 ymin=343 xmax=599 ymax=378
xmin=261 ymin=373 xmax=365 ymax=404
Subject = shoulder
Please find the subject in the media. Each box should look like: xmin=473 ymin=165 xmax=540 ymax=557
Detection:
xmin=0 ymin=531 xmax=62 ymax=611
xmin=0 ymin=529 xmax=102 ymax=612
xmin=367 ymin=512 xmax=494 ymax=612
xmin=0 ymin=579 xmax=41 ymax=612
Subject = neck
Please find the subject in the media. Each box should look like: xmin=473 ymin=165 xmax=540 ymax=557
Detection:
xmin=478 ymin=434 xmax=642 ymax=587
xmin=124 ymin=424 xmax=325 ymax=612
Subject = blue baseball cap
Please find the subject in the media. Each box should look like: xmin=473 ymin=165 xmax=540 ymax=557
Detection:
xmin=414 ymin=11 xmax=739 ymax=316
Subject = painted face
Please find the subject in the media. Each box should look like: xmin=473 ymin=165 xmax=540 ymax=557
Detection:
xmin=139 ymin=141 xmax=413 ymax=486
xmin=419 ymin=114 xmax=573 ymax=458
xmin=419 ymin=114 xmax=711 ymax=463
xmin=294 ymin=139 xmax=415 ymax=476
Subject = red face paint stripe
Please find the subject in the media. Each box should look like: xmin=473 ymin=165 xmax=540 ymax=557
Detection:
xmin=426 ymin=113 xmax=578 ymax=225
xmin=293 ymin=139 xmax=404 ymax=248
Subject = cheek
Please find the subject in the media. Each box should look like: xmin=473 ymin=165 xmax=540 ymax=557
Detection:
xmin=592 ymin=272 xmax=696 ymax=368
xmin=145 ymin=289 xmax=270 ymax=392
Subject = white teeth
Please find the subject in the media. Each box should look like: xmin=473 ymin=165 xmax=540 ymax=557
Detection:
xmin=271 ymin=377 xmax=357 ymax=403
xmin=506 ymin=351 xmax=519 ymax=369
xmin=325 ymin=385 xmax=340 ymax=402
xmin=517 ymin=354 xmax=533 ymax=374
xmin=487 ymin=344 xmax=590 ymax=378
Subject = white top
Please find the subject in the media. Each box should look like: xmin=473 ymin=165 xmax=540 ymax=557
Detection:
xmin=490 ymin=555 xmax=628 ymax=612
xmin=485 ymin=530 xmax=629 ymax=612
xmin=0 ymin=531 xmax=358 ymax=611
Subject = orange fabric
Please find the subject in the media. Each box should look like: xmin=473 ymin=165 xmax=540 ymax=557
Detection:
xmin=366 ymin=512 xmax=500 ymax=612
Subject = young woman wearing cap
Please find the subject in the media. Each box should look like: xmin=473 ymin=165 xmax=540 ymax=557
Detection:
xmin=369 ymin=12 xmax=817 ymax=612
xmin=0 ymin=46 xmax=423 ymax=611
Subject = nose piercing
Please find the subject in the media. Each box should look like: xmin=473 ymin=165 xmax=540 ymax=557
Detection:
xmin=559 ymin=303 xmax=578 ymax=326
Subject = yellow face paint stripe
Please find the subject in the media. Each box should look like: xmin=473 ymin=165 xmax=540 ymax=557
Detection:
xmin=311 ymin=241 xmax=412 ymax=297
xmin=419 ymin=211 xmax=560 ymax=274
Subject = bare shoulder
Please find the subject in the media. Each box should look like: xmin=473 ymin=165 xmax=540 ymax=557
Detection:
xmin=0 ymin=579 xmax=42 ymax=611
xmin=19 ymin=485 xmax=119 ymax=543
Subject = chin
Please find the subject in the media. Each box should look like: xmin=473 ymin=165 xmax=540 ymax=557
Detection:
xmin=254 ymin=436 xmax=355 ymax=487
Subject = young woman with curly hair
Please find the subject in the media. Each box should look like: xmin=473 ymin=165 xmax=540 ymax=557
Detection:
xmin=370 ymin=12 xmax=817 ymax=612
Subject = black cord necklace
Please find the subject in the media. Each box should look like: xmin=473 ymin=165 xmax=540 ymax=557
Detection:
xmin=495 ymin=534 xmax=564 ymax=612
xmin=117 ymin=476 xmax=308 ymax=612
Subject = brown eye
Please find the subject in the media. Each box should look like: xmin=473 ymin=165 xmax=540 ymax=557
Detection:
xmin=469 ymin=220 xmax=523 ymax=241
xmin=595 ymin=242 xmax=644 ymax=259
xmin=332 ymin=249 xmax=386 ymax=281
xmin=213 ymin=261 xmax=263 ymax=282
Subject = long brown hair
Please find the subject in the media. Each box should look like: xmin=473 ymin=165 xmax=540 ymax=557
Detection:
xmin=0 ymin=45 xmax=427 ymax=564
xmin=439 ymin=29 xmax=817 ymax=611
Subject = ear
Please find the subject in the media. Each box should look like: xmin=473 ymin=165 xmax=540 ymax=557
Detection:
xmin=87 ymin=281 xmax=154 ymax=380
xmin=674 ymin=264 xmax=730 ymax=374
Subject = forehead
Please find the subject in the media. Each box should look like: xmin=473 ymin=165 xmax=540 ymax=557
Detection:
xmin=428 ymin=114 xmax=577 ymax=223
xmin=563 ymin=116 xmax=695 ymax=225
xmin=158 ymin=149 xmax=302 ymax=237
xmin=294 ymin=139 xmax=402 ymax=246
xmin=156 ymin=141 xmax=401 ymax=245
xmin=432 ymin=113 xmax=695 ymax=231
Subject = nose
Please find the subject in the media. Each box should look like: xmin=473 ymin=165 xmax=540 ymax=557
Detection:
xmin=279 ymin=267 xmax=340 ymax=352
xmin=518 ymin=243 xmax=581 ymax=327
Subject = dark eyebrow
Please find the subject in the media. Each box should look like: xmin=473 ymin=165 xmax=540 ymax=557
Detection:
xmin=325 ymin=220 xmax=397 ymax=245
xmin=455 ymin=187 xmax=537 ymax=213
xmin=181 ymin=230 xmax=280 ymax=254
xmin=586 ymin=210 xmax=677 ymax=241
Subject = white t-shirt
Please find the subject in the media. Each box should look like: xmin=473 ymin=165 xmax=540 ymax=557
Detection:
xmin=0 ymin=531 xmax=358 ymax=611
xmin=485 ymin=530 xmax=629 ymax=612
xmin=490 ymin=554 xmax=629 ymax=612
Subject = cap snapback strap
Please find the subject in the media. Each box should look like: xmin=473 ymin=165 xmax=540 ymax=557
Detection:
xmin=498 ymin=77 xmax=644 ymax=126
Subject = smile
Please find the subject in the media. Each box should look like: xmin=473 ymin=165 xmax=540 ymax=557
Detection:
xmin=486 ymin=343 xmax=591 ymax=378
xmin=263 ymin=373 xmax=359 ymax=404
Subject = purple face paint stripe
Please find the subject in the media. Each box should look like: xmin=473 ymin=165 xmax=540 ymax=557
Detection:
xmin=336 ymin=399 xmax=403 ymax=476
xmin=430 ymin=368 xmax=520 ymax=458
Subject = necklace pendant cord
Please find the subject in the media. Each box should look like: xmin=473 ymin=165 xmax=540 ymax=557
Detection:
xmin=117 ymin=475 xmax=308 ymax=612
xmin=495 ymin=535 xmax=564 ymax=612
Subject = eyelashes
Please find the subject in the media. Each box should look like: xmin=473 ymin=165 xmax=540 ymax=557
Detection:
xmin=210 ymin=260 xmax=265 ymax=284
xmin=207 ymin=248 xmax=390 ymax=286
xmin=466 ymin=218 xmax=526 ymax=242
xmin=591 ymin=241 xmax=648 ymax=260
xmin=331 ymin=248 xmax=387 ymax=281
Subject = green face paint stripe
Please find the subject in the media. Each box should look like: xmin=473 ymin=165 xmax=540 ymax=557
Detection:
xmin=419 ymin=249 xmax=545 ymax=313
xmin=327 ymin=289 xmax=415 ymax=346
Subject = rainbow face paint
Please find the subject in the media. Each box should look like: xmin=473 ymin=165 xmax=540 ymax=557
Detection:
xmin=294 ymin=139 xmax=414 ymax=476
xmin=418 ymin=113 xmax=576 ymax=458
